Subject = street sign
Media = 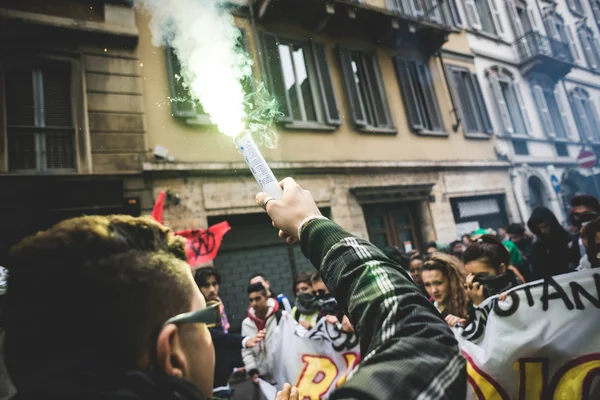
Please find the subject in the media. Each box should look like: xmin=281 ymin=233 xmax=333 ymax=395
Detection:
xmin=577 ymin=150 xmax=597 ymax=169
xmin=550 ymin=174 xmax=561 ymax=194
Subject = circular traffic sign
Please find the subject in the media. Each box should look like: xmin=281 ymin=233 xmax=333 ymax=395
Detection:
xmin=577 ymin=150 xmax=597 ymax=169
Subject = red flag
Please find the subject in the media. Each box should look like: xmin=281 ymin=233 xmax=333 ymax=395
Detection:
xmin=151 ymin=191 xmax=166 ymax=223
xmin=176 ymin=221 xmax=231 ymax=266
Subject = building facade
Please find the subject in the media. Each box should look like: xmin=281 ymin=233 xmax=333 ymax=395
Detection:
xmin=460 ymin=0 xmax=600 ymax=222
xmin=0 ymin=0 xmax=149 ymax=263
xmin=136 ymin=0 xmax=520 ymax=328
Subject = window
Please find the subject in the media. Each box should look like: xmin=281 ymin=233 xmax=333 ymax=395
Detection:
xmin=393 ymin=58 xmax=444 ymax=134
xmin=5 ymin=61 xmax=75 ymax=172
xmin=339 ymin=47 xmax=394 ymax=132
xmin=487 ymin=67 xmax=530 ymax=135
xmin=567 ymin=0 xmax=585 ymax=15
xmin=512 ymin=140 xmax=529 ymax=155
xmin=531 ymin=83 xmax=569 ymax=139
xmin=569 ymin=87 xmax=600 ymax=142
xmin=528 ymin=176 xmax=549 ymax=210
xmin=386 ymin=0 xmax=461 ymax=26
xmin=363 ymin=204 xmax=421 ymax=251
xmin=166 ymin=30 xmax=251 ymax=124
xmin=555 ymin=143 xmax=569 ymax=157
xmin=464 ymin=0 xmax=503 ymax=36
xmin=262 ymin=34 xmax=340 ymax=127
xmin=577 ymin=26 xmax=600 ymax=70
xmin=544 ymin=14 xmax=581 ymax=64
xmin=450 ymin=195 xmax=509 ymax=236
xmin=165 ymin=47 xmax=209 ymax=122
xmin=448 ymin=67 xmax=494 ymax=136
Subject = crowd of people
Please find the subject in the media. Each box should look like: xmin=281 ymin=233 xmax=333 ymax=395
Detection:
xmin=0 ymin=180 xmax=597 ymax=400
xmin=380 ymin=192 xmax=600 ymax=330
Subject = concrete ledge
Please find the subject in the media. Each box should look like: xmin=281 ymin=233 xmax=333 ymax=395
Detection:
xmin=0 ymin=8 xmax=139 ymax=39
xmin=143 ymin=159 xmax=512 ymax=175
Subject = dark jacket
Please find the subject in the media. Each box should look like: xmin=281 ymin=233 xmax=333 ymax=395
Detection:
xmin=527 ymin=207 xmax=572 ymax=280
xmin=11 ymin=370 xmax=204 ymax=400
xmin=209 ymin=326 xmax=245 ymax=389
xmin=301 ymin=219 xmax=466 ymax=399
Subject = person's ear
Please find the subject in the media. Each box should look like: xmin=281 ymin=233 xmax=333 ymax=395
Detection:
xmin=156 ymin=324 xmax=187 ymax=378
xmin=499 ymin=263 xmax=507 ymax=274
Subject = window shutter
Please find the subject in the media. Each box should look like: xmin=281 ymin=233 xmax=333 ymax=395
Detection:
xmin=165 ymin=47 xmax=201 ymax=118
xmin=464 ymin=0 xmax=482 ymax=30
xmin=578 ymin=28 xmax=598 ymax=69
xmin=472 ymin=73 xmax=494 ymax=134
xmin=387 ymin=0 xmax=402 ymax=13
xmin=338 ymin=47 xmax=367 ymax=127
xmin=261 ymin=33 xmax=292 ymax=122
xmin=554 ymin=87 xmax=575 ymax=140
xmin=42 ymin=64 xmax=75 ymax=170
xmin=489 ymin=75 xmax=513 ymax=134
xmin=369 ymin=55 xmax=393 ymax=128
xmin=592 ymin=0 xmax=600 ymax=26
xmin=505 ymin=0 xmax=524 ymax=37
xmin=532 ymin=85 xmax=555 ymax=137
xmin=544 ymin=17 xmax=561 ymax=41
xmin=426 ymin=0 xmax=443 ymax=24
xmin=566 ymin=25 xmax=582 ymax=63
xmin=489 ymin=0 xmax=505 ymax=36
xmin=569 ymin=92 xmax=593 ymax=141
xmin=514 ymin=83 xmax=532 ymax=134
xmin=591 ymin=99 xmax=600 ymax=140
xmin=593 ymin=36 xmax=600 ymax=69
xmin=310 ymin=41 xmax=341 ymax=126
xmin=527 ymin=8 xmax=539 ymax=32
xmin=394 ymin=58 xmax=424 ymax=131
xmin=417 ymin=62 xmax=444 ymax=131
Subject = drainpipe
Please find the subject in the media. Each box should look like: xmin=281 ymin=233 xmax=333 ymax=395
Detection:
xmin=248 ymin=0 xmax=266 ymax=79
xmin=437 ymin=51 xmax=461 ymax=132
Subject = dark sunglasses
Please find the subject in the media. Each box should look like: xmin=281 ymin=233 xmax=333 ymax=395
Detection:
xmin=312 ymin=289 xmax=328 ymax=296
xmin=162 ymin=301 xmax=221 ymax=328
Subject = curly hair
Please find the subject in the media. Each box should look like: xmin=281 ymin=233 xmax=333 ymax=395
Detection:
xmin=422 ymin=253 xmax=470 ymax=321
xmin=4 ymin=215 xmax=193 ymax=388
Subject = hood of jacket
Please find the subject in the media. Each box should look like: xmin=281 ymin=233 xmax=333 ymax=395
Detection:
xmin=527 ymin=207 xmax=568 ymax=240
xmin=247 ymin=297 xmax=279 ymax=331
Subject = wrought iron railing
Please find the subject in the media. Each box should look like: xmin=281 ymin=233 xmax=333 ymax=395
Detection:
xmin=515 ymin=31 xmax=574 ymax=64
xmin=386 ymin=0 xmax=458 ymax=29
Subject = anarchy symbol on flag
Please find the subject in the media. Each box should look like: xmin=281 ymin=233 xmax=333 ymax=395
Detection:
xmin=189 ymin=230 xmax=216 ymax=257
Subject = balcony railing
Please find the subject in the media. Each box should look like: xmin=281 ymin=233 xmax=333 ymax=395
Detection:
xmin=386 ymin=0 xmax=459 ymax=28
xmin=515 ymin=31 xmax=574 ymax=64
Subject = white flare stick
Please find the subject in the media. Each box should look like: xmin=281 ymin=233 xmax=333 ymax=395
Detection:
xmin=234 ymin=132 xmax=283 ymax=200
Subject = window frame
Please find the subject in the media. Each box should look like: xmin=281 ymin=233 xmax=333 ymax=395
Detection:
xmin=567 ymin=0 xmax=586 ymax=16
xmin=261 ymin=32 xmax=341 ymax=130
xmin=393 ymin=57 xmax=445 ymax=136
xmin=338 ymin=46 xmax=395 ymax=134
xmin=1 ymin=54 xmax=89 ymax=174
xmin=530 ymin=82 xmax=568 ymax=140
xmin=577 ymin=25 xmax=600 ymax=71
xmin=447 ymin=66 xmax=494 ymax=138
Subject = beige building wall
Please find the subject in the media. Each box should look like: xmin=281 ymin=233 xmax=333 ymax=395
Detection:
xmin=133 ymin=5 xmax=518 ymax=245
xmin=135 ymin=10 xmax=498 ymax=166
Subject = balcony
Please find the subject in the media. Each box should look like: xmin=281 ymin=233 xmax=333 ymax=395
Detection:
xmin=255 ymin=0 xmax=456 ymax=53
xmin=515 ymin=32 xmax=574 ymax=80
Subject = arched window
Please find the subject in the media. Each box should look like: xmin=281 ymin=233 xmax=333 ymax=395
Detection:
xmin=567 ymin=0 xmax=585 ymax=16
xmin=528 ymin=176 xmax=549 ymax=210
xmin=568 ymin=87 xmax=600 ymax=142
xmin=486 ymin=66 xmax=531 ymax=135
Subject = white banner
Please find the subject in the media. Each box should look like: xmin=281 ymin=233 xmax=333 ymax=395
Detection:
xmin=455 ymin=269 xmax=600 ymax=400
xmin=263 ymin=314 xmax=360 ymax=399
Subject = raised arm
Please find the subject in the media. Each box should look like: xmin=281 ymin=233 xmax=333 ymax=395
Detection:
xmin=257 ymin=178 xmax=466 ymax=400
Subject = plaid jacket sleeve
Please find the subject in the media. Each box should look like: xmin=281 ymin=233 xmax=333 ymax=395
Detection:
xmin=301 ymin=219 xmax=466 ymax=400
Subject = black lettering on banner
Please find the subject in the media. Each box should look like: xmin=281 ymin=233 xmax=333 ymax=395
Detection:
xmin=541 ymin=277 xmax=574 ymax=311
xmin=522 ymin=285 xmax=535 ymax=307
xmin=493 ymin=291 xmax=520 ymax=317
xmin=189 ymin=230 xmax=216 ymax=259
xmin=569 ymin=274 xmax=600 ymax=310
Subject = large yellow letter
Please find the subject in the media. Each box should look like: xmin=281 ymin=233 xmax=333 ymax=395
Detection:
xmin=336 ymin=352 xmax=359 ymax=388
xmin=516 ymin=359 xmax=547 ymax=400
xmin=465 ymin=353 xmax=509 ymax=400
xmin=295 ymin=355 xmax=339 ymax=400
xmin=550 ymin=354 xmax=600 ymax=400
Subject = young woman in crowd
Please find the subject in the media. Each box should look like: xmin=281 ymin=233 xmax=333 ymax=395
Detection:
xmin=421 ymin=253 xmax=471 ymax=327
xmin=462 ymin=235 xmax=523 ymax=306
